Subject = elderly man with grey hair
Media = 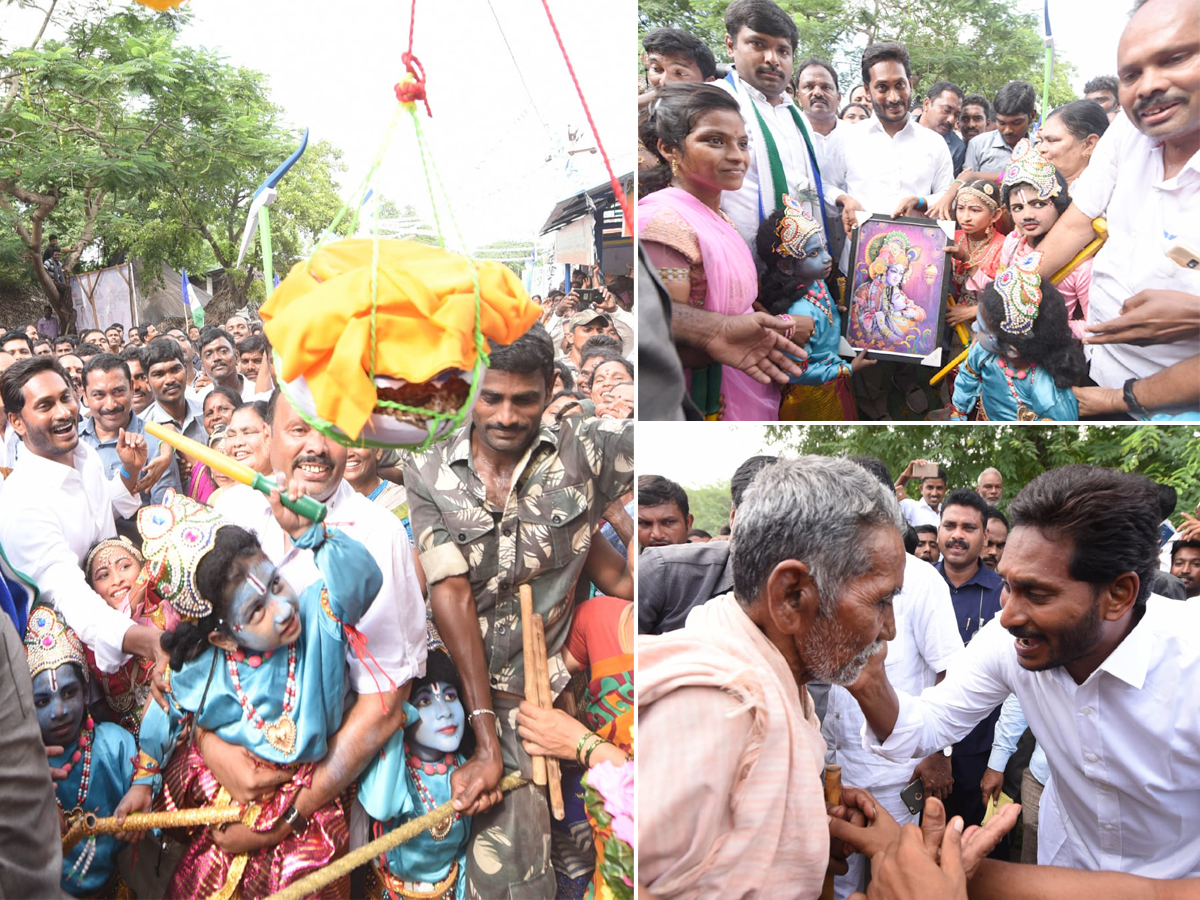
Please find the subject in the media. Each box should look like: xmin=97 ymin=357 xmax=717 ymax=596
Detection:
xmin=976 ymin=467 xmax=1003 ymax=505
xmin=638 ymin=456 xmax=907 ymax=900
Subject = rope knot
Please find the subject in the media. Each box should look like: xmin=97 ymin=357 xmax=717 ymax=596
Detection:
xmin=395 ymin=54 xmax=432 ymax=116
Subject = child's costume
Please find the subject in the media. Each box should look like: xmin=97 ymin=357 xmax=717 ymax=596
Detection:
xmin=132 ymin=491 xmax=384 ymax=899
xmin=26 ymin=609 xmax=136 ymax=898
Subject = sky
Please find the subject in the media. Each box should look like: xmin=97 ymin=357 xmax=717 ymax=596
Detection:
xmin=2 ymin=0 xmax=636 ymax=249
xmin=638 ymin=422 xmax=782 ymax=488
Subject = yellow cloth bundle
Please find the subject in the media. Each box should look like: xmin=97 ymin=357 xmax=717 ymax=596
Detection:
xmin=261 ymin=238 xmax=540 ymax=440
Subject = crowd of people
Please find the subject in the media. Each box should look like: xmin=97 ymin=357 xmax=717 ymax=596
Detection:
xmin=0 ymin=294 xmax=634 ymax=897
xmin=637 ymin=450 xmax=1200 ymax=899
xmin=636 ymin=0 xmax=1199 ymax=422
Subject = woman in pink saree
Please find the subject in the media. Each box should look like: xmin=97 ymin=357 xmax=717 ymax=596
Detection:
xmin=638 ymin=83 xmax=780 ymax=421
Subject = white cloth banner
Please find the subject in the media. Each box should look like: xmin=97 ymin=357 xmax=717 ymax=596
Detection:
xmin=71 ymin=264 xmax=135 ymax=331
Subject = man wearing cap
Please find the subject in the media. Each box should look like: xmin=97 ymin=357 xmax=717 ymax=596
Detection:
xmin=564 ymin=310 xmax=613 ymax=374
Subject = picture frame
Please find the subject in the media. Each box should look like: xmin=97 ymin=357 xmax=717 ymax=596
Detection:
xmin=843 ymin=214 xmax=951 ymax=364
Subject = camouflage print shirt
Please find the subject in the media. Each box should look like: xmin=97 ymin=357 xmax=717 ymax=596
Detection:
xmin=404 ymin=417 xmax=634 ymax=697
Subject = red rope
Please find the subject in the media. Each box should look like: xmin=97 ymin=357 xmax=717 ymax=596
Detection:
xmin=395 ymin=0 xmax=432 ymax=116
xmin=538 ymin=0 xmax=631 ymax=227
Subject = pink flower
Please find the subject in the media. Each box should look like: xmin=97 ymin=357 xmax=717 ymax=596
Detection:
xmin=589 ymin=759 xmax=635 ymax=849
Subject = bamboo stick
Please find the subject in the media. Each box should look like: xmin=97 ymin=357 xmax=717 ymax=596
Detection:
xmin=520 ymin=585 xmax=548 ymax=787
xmin=62 ymin=804 xmax=247 ymax=852
xmin=532 ymin=612 xmax=565 ymax=821
xmin=821 ymin=765 xmax=843 ymax=900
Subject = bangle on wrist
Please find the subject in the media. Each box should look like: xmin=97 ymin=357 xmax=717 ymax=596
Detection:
xmin=1123 ymin=378 xmax=1149 ymax=417
xmin=576 ymin=732 xmax=603 ymax=766
xmin=468 ymin=708 xmax=496 ymax=724
xmin=120 ymin=466 xmax=132 ymax=479
xmin=916 ymin=197 xmax=927 ymax=212
xmin=281 ymin=804 xmax=308 ymax=834
xmin=584 ymin=737 xmax=612 ymax=768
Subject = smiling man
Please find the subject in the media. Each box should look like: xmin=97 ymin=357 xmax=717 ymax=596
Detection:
xmin=140 ymin=338 xmax=206 ymax=486
xmin=919 ymin=81 xmax=967 ymax=176
xmin=714 ymin=0 xmax=825 ymax=256
xmin=849 ymin=465 xmax=1200 ymax=877
xmin=403 ymin=323 xmax=633 ymax=899
xmin=1169 ymin=539 xmax=1200 ymax=598
xmin=198 ymin=327 xmax=268 ymax=403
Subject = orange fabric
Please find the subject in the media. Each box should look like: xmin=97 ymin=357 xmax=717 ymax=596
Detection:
xmin=261 ymin=239 xmax=540 ymax=439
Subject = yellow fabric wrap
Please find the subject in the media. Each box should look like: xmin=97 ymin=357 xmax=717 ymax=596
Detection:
xmin=261 ymin=239 xmax=540 ymax=439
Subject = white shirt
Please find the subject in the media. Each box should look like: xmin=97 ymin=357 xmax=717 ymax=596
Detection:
xmin=823 ymin=554 xmax=963 ymax=789
xmin=0 ymin=442 xmax=141 ymax=672
xmin=192 ymin=374 xmax=271 ymax=405
xmin=1070 ymin=111 xmax=1200 ymax=387
xmin=899 ymin=496 xmax=941 ymax=528
xmin=0 ymin=426 xmax=20 ymax=469
xmin=864 ymin=597 xmax=1200 ymax=877
xmin=716 ymin=72 xmax=821 ymax=253
xmin=820 ymin=114 xmax=954 ymax=271
xmin=215 ymin=480 xmax=427 ymax=693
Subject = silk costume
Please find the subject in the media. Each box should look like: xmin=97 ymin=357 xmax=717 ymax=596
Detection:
xmin=950 ymin=341 xmax=1079 ymax=421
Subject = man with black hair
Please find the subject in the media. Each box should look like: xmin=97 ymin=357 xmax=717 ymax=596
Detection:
xmin=1170 ymin=539 xmax=1200 ymax=598
xmin=794 ymin=56 xmax=840 ymax=139
xmin=715 ymin=0 xmax=824 ymax=256
xmin=119 ymin=346 xmax=154 ymax=415
xmin=687 ymin=529 xmax=712 ymax=543
xmin=914 ymin=524 xmax=940 ymax=563
xmin=37 ymin=305 xmax=59 ymax=341
xmin=983 ymin=506 xmax=1009 ymax=572
xmin=0 ymin=355 xmax=164 ymax=682
xmin=638 ymin=455 xmax=776 ymax=635
xmin=918 ymin=81 xmax=967 ymax=176
xmin=1084 ymin=74 xmax=1120 ymax=115
xmin=54 ymin=335 xmax=77 ymax=357
xmin=0 ymin=332 xmax=33 ymax=360
xmin=140 ymin=338 xmax=206 ymax=484
xmin=639 ymin=27 xmax=717 ymax=111
xmin=197 ymin=327 xmax=267 ymax=403
xmin=403 ymin=323 xmax=632 ymax=899
xmin=637 ymin=474 xmax=692 ymax=551
xmin=820 ymin=41 xmax=953 ymax=269
xmin=851 ymin=465 xmax=1200 ymax=876
xmin=237 ymin=333 xmax=270 ymax=387
xmin=576 ymin=334 xmax=623 ymax=397
xmin=896 ymin=458 xmax=948 ymax=527
xmin=31 ymin=340 xmax=52 ymax=357
xmin=966 ymin=80 xmax=1037 ymax=174
xmin=959 ymin=92 xmax=995 ymax=145
xmin=104 ymin=324 xmax=123 ymax=353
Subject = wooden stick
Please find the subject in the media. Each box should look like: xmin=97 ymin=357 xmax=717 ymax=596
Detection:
xmin=62 ymin=804 xmax=247 ymax=853
xmin=532 ymin=612 xmax=565 ymax=821
xmin=821 ymin=765 xmax=843 ymax=900
xmin=520 ymin=585 xmax=548 ymax=787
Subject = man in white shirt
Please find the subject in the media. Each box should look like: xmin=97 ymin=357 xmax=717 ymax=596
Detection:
xmin=197 ymin=327 xmax=269 ymax=403
xmin=820 ymin=40 xmax=953 ymax=272
xmin=1037 ymin=0 xmax=1199 ymax=412
xmin=895 ymin=459 xmax=947 ymax=528
xmin=715 ymin=0 xmax=824 ymax=255
xmin=0 ymin=355 xmax=163 ymax=674
xmin=0 ymin=351 xmax=19 ymax=470
xmin=823 ymin=457 xmax=964 ymax=900
xmin=849 ymin=464 xmax=1200 ymax=877
xmin=199 ymin=390 xmax=426 ymax=845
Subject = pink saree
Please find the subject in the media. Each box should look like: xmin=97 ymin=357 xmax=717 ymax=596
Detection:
xmin=638 ymin=187 xmax=779 ymax=421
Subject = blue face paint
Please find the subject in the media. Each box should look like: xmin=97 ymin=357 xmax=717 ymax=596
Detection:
xmin=31 ymin=664 xmax=86 ymax=748
xmin=793 ymin=233 xmax=834 ymax=288
xmin=973 ymin=307 xmax=1005 ymax=355
xmin=227 ymin=554 xmax=300 ymax=652
xmin=406 ymin=681 xmax=466 ymax=761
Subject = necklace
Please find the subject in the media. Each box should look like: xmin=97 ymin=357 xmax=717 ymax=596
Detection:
xmin=407 ymin=746 xmax=459 ymax=840
xmin=56 ymin=716 xmax=95 ymax=809
xmin=805 ymin=280 xmax=835 ymax=325
xmin=961 ymin=228 xmax=996 ymax=269
xmin=996 ymin=357 xmax=1041 ymax=421
xmin=226 ymin=643 xmax=297 ymax=755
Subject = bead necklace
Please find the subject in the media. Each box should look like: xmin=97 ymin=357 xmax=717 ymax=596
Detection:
xmin=406 ymin=745 xmax=459 ymax=841
xmin=226 ymin=642 xmax=297 ymax=755
xmin=57 ymin=716 xmax=95 ymax=808
xmin=805 ymin=280 xmax=835 ymax=326
xmin=996 ymin=357 xmax=1039 ymax=420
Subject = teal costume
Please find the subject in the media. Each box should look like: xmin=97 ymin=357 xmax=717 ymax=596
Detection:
xmin=53 ymin=722 xmax=136 ymax=896
xmin=135 ymin=524 xmax=383 ymax=790
xmin=359 ymin=705 xmax=470 ymax=900
xmin=785 ymin=281 xmax=851 ymax=386
xmin=951 ymin=341 xmax=1079 ymax=421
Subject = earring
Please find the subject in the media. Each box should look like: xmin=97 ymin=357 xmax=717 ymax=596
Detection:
xmin=1083 ymin=150 xmax=1091 ymax=159
xmin=670 ymin=158 xmax=680 ymax=177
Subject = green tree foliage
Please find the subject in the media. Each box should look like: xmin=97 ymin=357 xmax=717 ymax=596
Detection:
xmin=762 ymin=424 xmax=1200 ymax=517
xmin=639 ymin=0 xmax=1078 ymax=109
xmin=685 ymin=483 xmax=734 ymax=534
xmin=0 ymin=3 xmax=348 ymax=325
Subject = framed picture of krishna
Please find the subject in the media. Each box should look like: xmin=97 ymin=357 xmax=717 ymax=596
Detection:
xmin=844 ymin=215 xmax=950 ymax=364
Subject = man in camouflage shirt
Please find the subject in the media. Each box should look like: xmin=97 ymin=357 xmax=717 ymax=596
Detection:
xmin=404 ymin=324 xmax=634 ymax=899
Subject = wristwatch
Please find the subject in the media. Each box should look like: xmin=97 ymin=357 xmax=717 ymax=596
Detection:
xmin=281 ymin=804 xmax=308 ymax=834
xmin=1123 ymin=378 xmax=1149 ymax=418
xmin=942 ymin=746 xmax=953 ymax=757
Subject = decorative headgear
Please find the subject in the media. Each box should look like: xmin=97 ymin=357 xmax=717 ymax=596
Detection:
xmin=957 ymin=180 xmax=999 ymax=211
xmin=1001 ymin=139 xmax=1060 ymax=201
xmin=138 ymin=490 xmax=227 ymax=620
xmin=84 ymin=537 xmax=144 ymax=582
xmin=25 ymin=607 xmax=89 ymax=683
xmin=775 ymin=195 xmax=824 ymax=258
xmin=865 ymin=230 xmax=918 ymax=280
xmin=995 ymin=250 xmax=1044 ymax=335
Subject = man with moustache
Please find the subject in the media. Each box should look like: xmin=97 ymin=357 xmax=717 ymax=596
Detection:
xmin=1169 ymin=539 xmax=1200 ymax=598
xmin=200 ymin=387 xmax=426 ymax=855
xmin=934 ymin=488 xmax=1005 ymax=838
xmin=403 ymin=324 xmax=633 ymax=899
xmin=959 ymin=93 xmax=995 ymax=145
xmin=976 ymin=466 xmax=1003 ymax=504
xmin=918 ymin=81 xmax=967 ymax=176
xmin=849 ymin=465 xmax=1200 ymax=876
xmin=197 ymin=327 xmax=268 ymax=403
xmin=1037 ymin=0 xmax=1200 ymax=414
xmin=819 ymin=40 xmax=953 ymax=272
xmin=896 ymin=459 xmax=948 ymax=528
xmin=714 ymin=0 xmax=825 ymax=254
xmin=78 ymin=354 xmax=179 ymax=505
xmin=983 ymin=507 xmax=1009 ymax=572
xmin=913 ymin=524 xmax=940 ymax=564
xmin=637 ymin=475 xmax=692 ymax=552
xmin=119 ymin=347 xmax=154 ymax=415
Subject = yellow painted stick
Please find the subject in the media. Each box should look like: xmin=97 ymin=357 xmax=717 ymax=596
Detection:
xmin=144 ymin=421 xmax=326 ymax=522
xmin=62 ymin=804 xmax=247 ymax=852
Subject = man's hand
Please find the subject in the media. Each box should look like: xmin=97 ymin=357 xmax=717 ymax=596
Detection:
xmin=980 ymin=767 xmax=1005 ymax=805
xmin=893 ymin=197 xmax=923 ymax=218
xmin=46 ymin=744 xmax=68 ymax=781
xmin=839 ymin=196 xmax=865 ymax=236
xmin=115 ymin=428 xmax=148 ymax=493
xmin=133 ymin=449 xmax=173 ymax=495
xmin=200 ymin=733 xmax=292 ymax=804
xmin=918 ymin=795 xmax=1021 ymax=881
xmin=450 ymin=748 xmax=504 ymax=817
xmin=516 ymin=701 xmax=588 ymax=761
xmin=913 ymin=753 xmax=954 ymax=801
xmin=193 ymin=373 xmax=213 ymax=392
xmin=928 ymin=176 xmax=970 ymax=223
xmin=210 ymin=821 xmax=286 ymax=855
xmin=848 ymin=819 xmax=969 ymax=900
xmin=1084 ymin=290 xmax=1200 ymax=346
xmin=1071 ymin=385 xmax=1125 ymax=417
xmin=113 ymin=783 xmax=154 ymax=844
xmin=850 ymin=349 xmax=877 ymax=373
xmin=945 ymin=303 xmax=977 ymax=327
xmin=703 ymin=312 xmax=809 ymax=385
xmin=827 ymin=784 xmax=880 ymax=873
xmin=267 ymin=471 xmax=315 ymax=540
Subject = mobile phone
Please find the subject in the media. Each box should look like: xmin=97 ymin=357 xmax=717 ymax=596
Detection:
xmin=1166 ymin=242 xmax=1200 ymax=270
xmin=900 ymin=777 xmax=925 ymax=817
xmin=913 ymin=462 xmax=938 ymax=479
xmin=576 ymin=288 xmax=602 ymax=308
